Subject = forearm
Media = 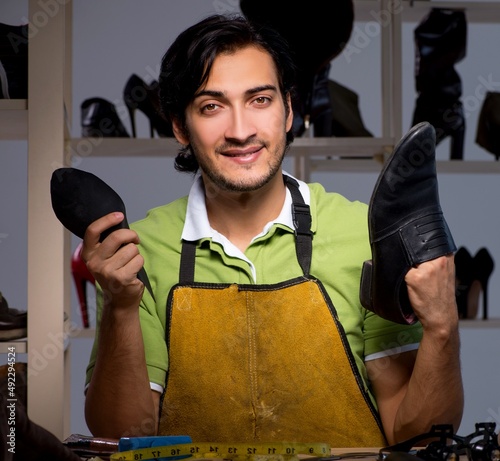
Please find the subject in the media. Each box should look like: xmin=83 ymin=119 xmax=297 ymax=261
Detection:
xmin=393 ymin=320 xmax=464 ymax=442
xmin=85 ymin=306 xmax=158 ymax=438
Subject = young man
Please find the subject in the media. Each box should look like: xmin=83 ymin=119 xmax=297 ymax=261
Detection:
xmin=83 ymin=14 xmax=463 ymax=446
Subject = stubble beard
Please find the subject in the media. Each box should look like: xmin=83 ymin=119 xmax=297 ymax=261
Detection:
xmin=192 ymin=135 xmax=289 ymax=193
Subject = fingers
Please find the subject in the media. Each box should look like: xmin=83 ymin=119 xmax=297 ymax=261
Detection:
xmin=405 ymin=254 xmax=455 ymax=286
xmin=97 ymin=242 xmax=144 ymax=284
xmin=405 ymin=255 xmax=458 ymax=327
xmin=84 ymin=212 xmax=127 ymax=246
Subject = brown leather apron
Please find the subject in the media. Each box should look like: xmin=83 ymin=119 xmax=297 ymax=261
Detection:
xmin=158 ymin=177 xmax=386 ymax=447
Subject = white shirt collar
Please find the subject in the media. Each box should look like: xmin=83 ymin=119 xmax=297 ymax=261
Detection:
xmin=182 ymin=171 xmax=310 ymax=243
xmin=181 ymin=171 xmax=310 ymax=282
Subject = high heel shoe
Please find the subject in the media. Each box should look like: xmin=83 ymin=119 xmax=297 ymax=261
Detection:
xmin=472 ymin=247 xmax=494 ymax=320
xmin=71 ymin=242 xmax=95 ymax=328
xmin=123 ymin=74 xmax=173 ymax=138
xmin=454 ymin=246 xmax=474 ymax=319
xmin=81 ymin=97 xmax=130 ymax=137
xmin=454 ymin=246 xmax=495 ymax=320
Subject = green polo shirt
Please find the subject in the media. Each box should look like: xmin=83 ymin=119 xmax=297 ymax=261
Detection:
xmin=86 ymin=176 xmax=423 ymax=404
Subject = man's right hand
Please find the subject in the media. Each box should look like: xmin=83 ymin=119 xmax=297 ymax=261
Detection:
xmin=81 ymin=211 xmax=145 ymax=311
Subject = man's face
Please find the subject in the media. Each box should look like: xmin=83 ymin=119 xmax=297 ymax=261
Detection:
xmin=173 ymin=45 xmax=293 ymax=193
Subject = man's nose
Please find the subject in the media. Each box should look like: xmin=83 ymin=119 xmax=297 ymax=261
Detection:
xmin=224 ymin=107 xmax=257 ymax=141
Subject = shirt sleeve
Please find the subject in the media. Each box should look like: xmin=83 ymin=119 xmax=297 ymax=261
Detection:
xmin=362 ymin=308 xmax=423 ymax=361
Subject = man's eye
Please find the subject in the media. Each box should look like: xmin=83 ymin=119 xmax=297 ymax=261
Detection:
xmin=202 ymin=103 xmax=218 ymax=113
xmin=255 ymin=97 xmax=270 ymax=104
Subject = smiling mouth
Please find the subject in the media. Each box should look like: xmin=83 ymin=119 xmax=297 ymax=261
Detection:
xmin=221 ymin=147 xmax=262 ymax=157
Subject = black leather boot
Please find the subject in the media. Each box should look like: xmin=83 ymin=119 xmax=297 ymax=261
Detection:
xmin=0 ymin=23 xmax=28 ymax=99
xmin=240 ymin=0 xmax=354 ymax=136
xmin=411 ymin=8 xmax=467 ymax=160
xmin=359 ymin=122 xmax=456 ymax=324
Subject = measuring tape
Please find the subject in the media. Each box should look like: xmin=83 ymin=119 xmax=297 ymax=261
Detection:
xmin=110 ymin=441 xmax=331 ymax=461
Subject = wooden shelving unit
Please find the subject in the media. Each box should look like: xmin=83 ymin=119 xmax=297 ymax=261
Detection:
xmin=3 ymin=0 xmax=499 ymax=440
xmin=0 ymin=0 xmax=72 ymax=440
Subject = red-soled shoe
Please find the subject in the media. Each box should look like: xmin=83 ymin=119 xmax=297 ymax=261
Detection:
xmin=71 ymin=241 xmax=95 ymax=328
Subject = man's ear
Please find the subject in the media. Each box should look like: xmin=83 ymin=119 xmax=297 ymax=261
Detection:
xmin=171 ymin=118 xmax=189 ymax=145
xmin=285 ymin=93 xmax=294 ymax=133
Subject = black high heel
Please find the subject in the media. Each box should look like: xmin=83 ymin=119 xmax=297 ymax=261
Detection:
xmin=454 ymin=246 xmax=495 ymax=320
xmin=472 ymin=247 xmax=494 ymax=320
xmin=454 ymin=246 xmax=474 ymax=319
xmin=123 ymin=74 xmax=173 ymax=138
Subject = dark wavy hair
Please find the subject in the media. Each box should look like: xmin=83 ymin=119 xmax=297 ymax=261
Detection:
xmin=158 ymin=14 xmax=297 ymax=173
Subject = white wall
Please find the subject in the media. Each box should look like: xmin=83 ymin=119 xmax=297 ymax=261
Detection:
xmin=1 ymin=0 xmax=499 ymax=440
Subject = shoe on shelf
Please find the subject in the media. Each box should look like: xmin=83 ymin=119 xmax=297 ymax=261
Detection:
xmin=0 ymin=291 xmax=27 ymax=341
xmin=472 ymin=247 xmax=494 ymax=320
xmin=411 ymin=8 xmax=467 ymax=160
xmin=123 ymin=73 xmax=173 ymax=138
xmin=454 ymin=246 xmax=494 ymax=320
xmin=454 ymin=246 xmax=475 ymax=319
xmin=81 ymin=97 xmax=130 ymax=138
xmin=0 ymin=22 xmax=28 ymax=99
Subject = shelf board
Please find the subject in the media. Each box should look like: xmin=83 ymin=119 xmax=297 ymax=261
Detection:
xmin=0 ymin=99 xmax=28 ymax=140
xmin=0 ymin=340 xmax=27 ymax=354
xmin=355 ymin=0 xmax=500 ymax=23
xmin=402 ymin=1 xmax=500 ymax=23
xmin=72 ymin=327 xmax=95 ymax=339
xmin=68 ymin=136 xmax=394 ymax=159
xmin=459 ymin=318 xmax=500 ymax=328
xmin=437 ymin=160 xmax=500 ymax=174
xmin=68 ymin=137 xmax=500 ymax=174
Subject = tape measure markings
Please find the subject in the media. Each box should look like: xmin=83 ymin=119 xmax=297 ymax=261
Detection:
xmin=110 ymin=441 xmax=331 ymax=461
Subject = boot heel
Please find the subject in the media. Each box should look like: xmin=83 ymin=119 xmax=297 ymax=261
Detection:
xmin=359 ymin=260 xmax=373 ymax=311
xmin=473 ymin=247 xmax=494 ymax=320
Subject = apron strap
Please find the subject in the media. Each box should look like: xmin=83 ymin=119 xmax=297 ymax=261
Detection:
xmin=179 ymin=175 xmax=313 ymax=282
xmin=179 ymin=240 xmax=197 ymax=284
xmin=284 ymin=175 xmax=313 ymax=276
